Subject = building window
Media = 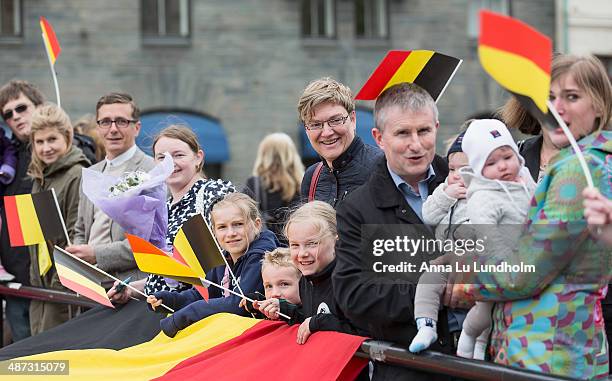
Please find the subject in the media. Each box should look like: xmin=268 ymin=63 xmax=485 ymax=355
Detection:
xmin=0 ymin=0 xmax=22 ymax=40
xmin=596 ymin=55 xmax=612 ymax=80
xmin=467 ymin=0 xmax=509 ymax=39
xmin=355 ymin=0 xmax=388 ymax=39
xmin=142 ymin=0 xmax=190 ymax=45
xmin=302 ymin=0 xmax=336 ymax=39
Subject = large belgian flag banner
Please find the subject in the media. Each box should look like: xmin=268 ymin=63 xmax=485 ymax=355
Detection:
xmin=0 ymin=310 xmax=367 ymax=380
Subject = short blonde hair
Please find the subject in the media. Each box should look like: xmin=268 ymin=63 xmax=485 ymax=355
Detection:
xmin=284 ymin=201 xmax=337 ymax=242
xmin=211 ymin=193 xmax=262 ymax=234
xmin=28 ymin=103 xmax=73 ymax=181
xmin=261 ymin=248 xmax=301 ymax=279
xmin=253 ymin=133 xmax=304 ymax=202
xmin=297 ymin=77 xmax=355 ymax=123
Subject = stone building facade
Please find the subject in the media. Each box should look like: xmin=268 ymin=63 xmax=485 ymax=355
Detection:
xmin=0 ymin=0 xmax=555 ymax=184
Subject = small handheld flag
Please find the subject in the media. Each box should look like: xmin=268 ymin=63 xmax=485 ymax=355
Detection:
xmin=39 ymin=16 xmax=62 ymax=107
xmin=478 ymin=10 xmax=593 ymax=187
xmin=355 ymin=50 xmax=462 ymax=102
xmin=173 ymin=215 xmax=226 ymax=280
xmin=53 ymin=247 xmax=115 ymax=308
xmin=126 ymin=233 xmax=210 ymax=300
xmin=478 ymin=10 xmax=556 ymax=127
xmin=54 ymin=246 xmax=175 ymax=312
xmin=4 ymin=190 xmax=68 ymax=276
xmin=175 ymin=214 xmax=250 ymax=299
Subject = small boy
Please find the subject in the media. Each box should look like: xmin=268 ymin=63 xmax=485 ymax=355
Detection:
xmin=240 ymin=248 xmax=302 ymax=316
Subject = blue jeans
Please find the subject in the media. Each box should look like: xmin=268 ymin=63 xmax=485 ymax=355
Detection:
xmin=5 ymin=296 xmax=30 ymax=342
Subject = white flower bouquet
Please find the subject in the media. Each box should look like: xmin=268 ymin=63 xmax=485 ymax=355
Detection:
xmin=81 ymin=153 xmax=174 ymax=250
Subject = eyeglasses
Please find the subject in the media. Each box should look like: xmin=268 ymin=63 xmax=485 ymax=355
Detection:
xmin=2 ymin=104 xmax=29 ymax=120
xmin=96 ymin=117 xmax=136 ymax=129
xmin=304 ymin=114 xmax=349 ymax=131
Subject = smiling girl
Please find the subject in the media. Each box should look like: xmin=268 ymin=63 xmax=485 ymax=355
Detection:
xmin=257 ymin=201 xmax=362 ymax=345
xmin=27 ymin=104 xmax=90 ymax=334
xmin=147 ymin=192 xmax=278 ymax=337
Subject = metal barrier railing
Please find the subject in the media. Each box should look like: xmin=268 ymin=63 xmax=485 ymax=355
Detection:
xmin=356 ymin=340 xmax=581 ymax=381
xmin=0 ymin=281 xmax=98 ymax=347
xmin=1 ymin=283 xmax=611 ymax=380
xmin=0 ymin=282 xmax=99 ymax=308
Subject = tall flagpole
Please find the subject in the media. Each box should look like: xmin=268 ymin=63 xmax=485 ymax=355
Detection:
xmin=41 ymin=37 xmax=61 ymax=108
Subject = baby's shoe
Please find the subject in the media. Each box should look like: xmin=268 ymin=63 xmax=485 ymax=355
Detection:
xmin=409 ymin=318 xmax=438 ymax=353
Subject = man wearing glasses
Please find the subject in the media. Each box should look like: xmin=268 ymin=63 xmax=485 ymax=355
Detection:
xmin=66 ymin=92 xmax=153 ymax=284
xmin=0 ymin=80 xmax=46 ymax=342
xmin=298 ymin=77 xmax=382 ymax=207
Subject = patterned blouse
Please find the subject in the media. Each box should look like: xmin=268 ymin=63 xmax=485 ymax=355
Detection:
xmin=144 ymin=178 xmax=235 ymax=295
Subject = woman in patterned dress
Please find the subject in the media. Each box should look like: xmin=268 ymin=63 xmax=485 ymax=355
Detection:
xmin=109 ymin=125 xmax=234 ymax=301
xmin=444 ymin=54 xmax=611 ymax=379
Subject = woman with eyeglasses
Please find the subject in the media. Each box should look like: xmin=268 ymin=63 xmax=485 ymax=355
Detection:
xmin=27 ymin=104 xmax=90 ymax=335
xmin=298 ymin=77 xmax=383 ymax=207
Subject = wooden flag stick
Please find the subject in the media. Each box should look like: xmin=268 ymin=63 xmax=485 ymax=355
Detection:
xmin=199 ymin=277 xmax=290 ymax=320
xmin=50 ymin=188 xmax=71 ymax=247
xmin=546 ymin=100 xmax=594 ymax=188
xmin=53 ymin=245 xmax=175 ymax=313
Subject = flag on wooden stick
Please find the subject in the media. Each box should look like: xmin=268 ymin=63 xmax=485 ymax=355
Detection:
xmin=478 ymin=10 xmax=593 ymax=187
xmin=173 ymin=214 xmax=226 ymax=280
xmin=4 ymin=190 xmax=66 ymax=275
xmin=39 ymin=16 xmax=62 ymax=106
xmin=126 ymin=233 xmax=210 ymax=300
xmin=53 ymin=247 xmax=114 ymax=308
xmin=478 ymin=10 xmax=556 ymax=127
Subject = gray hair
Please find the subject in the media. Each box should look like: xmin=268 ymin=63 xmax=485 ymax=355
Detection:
xmin=374 ymin=83 xmax=438 ymax=131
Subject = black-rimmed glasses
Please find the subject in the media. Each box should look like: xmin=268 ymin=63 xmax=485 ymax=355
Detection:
xmin=304 ymin=114 xmax=349 ymax=131
xmin=2 ymin=104 xmax=29 ymax=121
xmin=96 ymin=117 xmax=137 ymax=129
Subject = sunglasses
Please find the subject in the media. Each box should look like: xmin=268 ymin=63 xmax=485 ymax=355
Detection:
xmin=2 ymin=104 xmax=29 ymax=121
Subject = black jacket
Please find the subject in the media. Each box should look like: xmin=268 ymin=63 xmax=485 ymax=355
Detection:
xmin=518 ymin=135 xmax=542 ymax=182
xmin=280 ymin=259 xmax=364 ymax=335
xmin=0 ymin=138 xmax=33 ymax=284
xmin=243 ymin=176 xmax=300 ymax=245
xmin=301 ymin=136 xmax=383 ymax=207
xmin=333 ymin=155 xmax=453 ymax=380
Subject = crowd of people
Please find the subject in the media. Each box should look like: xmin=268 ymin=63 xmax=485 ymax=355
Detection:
xmin=0 ymin=52 xmax=610 ymax=381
